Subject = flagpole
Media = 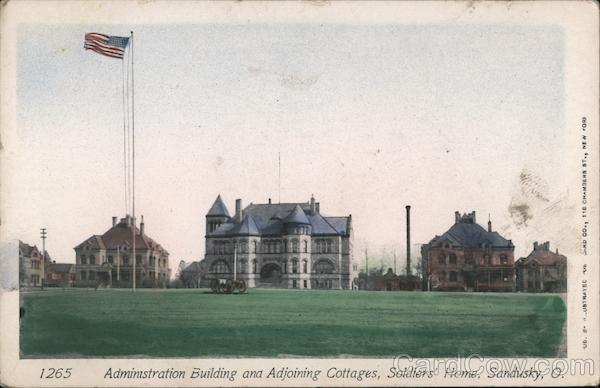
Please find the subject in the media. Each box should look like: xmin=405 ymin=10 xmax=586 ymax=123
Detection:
xmin=131 ymin=30 xmax=136 ymax=292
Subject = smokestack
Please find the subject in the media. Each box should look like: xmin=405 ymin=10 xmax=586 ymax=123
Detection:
xmin=488 ymin=219 xmax=492 ymax=232
xmin=268 ymin=198 xmax=271 ymax=204
xmin=235 ymin=199 xmax=242 ymax=223
xmin=406 ymin=205 xmax=411 ymax=276
xmin=112 ymin=216 xmax=117 ymax=227
xmin=310 ymin=194 xmax=316 ymax=215
xmin=533 ymin=241 xmax=539 ymax=250
xmin=140 ymin=215 xmax=145 ymax=236
xmin=455 ymin=211 xmax=460 ymax=224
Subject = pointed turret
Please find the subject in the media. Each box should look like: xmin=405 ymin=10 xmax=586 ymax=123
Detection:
xmin=206 ymin=195 xmax=231 ymax=235
xmin=283 ymin=204 xmax=310 ymax=225
xmin=207 ymin=194 xmax=230 ymax=217
xmin=233 ymin=214 xmax=260 ymax=235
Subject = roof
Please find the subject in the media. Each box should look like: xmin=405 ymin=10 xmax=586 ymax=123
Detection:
xmin=74 ymin=217 xmax=169 ymax=255
xmin=206 ymin=195 xmax=231 ymax=217
xmin=207 ymin=200 xmax=350 ymax=237
xmin=429 ymin=219 xmax=513 ymax=248
xmin=19 ymin=241 xmax=40 ymax=257
xmin=47 ymin=263 xmax=75 ymax=273
xmin=283 ymin=205 xmax=310 ymax=225
xmin=182 ymin=261 xmax=202 ymax=273
xmin=517 ymin=247 xmax=566 ymax=267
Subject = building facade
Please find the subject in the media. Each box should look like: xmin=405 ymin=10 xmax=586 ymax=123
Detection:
xmin=201 ymin=195 xmax=357 ymax=289
xmin=515 ymin=241 xmax=567 ymax=293
xmin=423 ymin=211 xmax=515 ymax=292
xmin=45 ymin=262 xmax=76 ymax=287
xmin=74 ymin=215 xmax=171 ymax=288
xmin=19 ymin=241 xmax=44 ymax=288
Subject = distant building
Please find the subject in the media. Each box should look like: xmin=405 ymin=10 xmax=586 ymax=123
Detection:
xmin=45 ymin=262 xmax=76 ymax=287
xmin=74 ymin=215 xmax=170 ymax=288
xmin=19 ymin=241 xmax=44 ymax=288
xmin=178 ymin=260 xmax=204 ymax=288
xmin=423 ymin=211 xmax=515 ymax=292
xmin=201 ymin=195 xmax=357 ymax=289
xmin=515 ymin=241 xmax=567 ymax=293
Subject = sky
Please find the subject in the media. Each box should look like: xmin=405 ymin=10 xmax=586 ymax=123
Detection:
xmin=6 ymin=22 xmax=570 ymax=271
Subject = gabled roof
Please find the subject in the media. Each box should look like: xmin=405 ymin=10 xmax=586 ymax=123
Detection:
xmin=518 ymin=248 xmax=566 ymax=267
xmin=429 ymin=220 xmax=513 ymax=248
xmin=19 ymin=241 xmax=40 ymax=257
xmin=207 ymin=195 xmax=231 ymax=217
xmin=47 ymin=263 xmax=75 ymax=273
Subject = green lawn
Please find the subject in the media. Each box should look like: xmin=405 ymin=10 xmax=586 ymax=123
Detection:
xmin=20 ymin=288 xmax=566 ymax=358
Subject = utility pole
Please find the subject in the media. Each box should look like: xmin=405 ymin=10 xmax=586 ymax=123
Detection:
xmin=365 ymin=248 xmax=369 ymax=290
xmin=40 ymin=228 xmax=47 ymax=290
xmin=40 ymin=228 xmax=47 ymax=260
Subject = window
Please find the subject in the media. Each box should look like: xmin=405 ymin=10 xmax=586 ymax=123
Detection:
xmin=483 ymin=255 xmax=492 ymax=265
xmin=253 ymin=241 xmax=257 ymax=253
xmin=437 ymin=254 xmax=446 ymax=265
xmin=326 ymin=241 xmax=332 ymax=253
xmin=252 ymin=259 xmax=257 ymax=274
xmin=80 ymin=271 xmax=87 ymax=281
xmin=315 ymin=259 xmax=334 ymax=274
xmin=108 ymin=256 xmax=114 ymax=264
xmin=136 ymin=255 xmax=142 ymax=265
xmin=303 ymin=259 xmax=308 ymax=274
xmin=303 ymin=280 xmax=307 ymax=288
xmin=327 ymin=279 xmax=332 ymax=289
xmin=449 ymin=253 xmax=457 ymax=265
xmin=316 ymin=241 xmax=322 ymax=253
xmin=149 ymin=257 xmax=155 ymax=266
xmin=292 ymin=240 xmax=299 ymax=253
xmin=293 ymin=280 xmax=298 ymax=288
xmin=449 ymin=271 xmax=458 ymax=282
xmin=240 ymin=259 xmax=247 ymax=274
xmin=292 ymin=259 xmax=298 ymax=274
xmin=89 ymin=271 xmax=96 ymax=280
xmin=500 ymin=254 xmax=508 ymax=265
xmin=465 ymin=252 xmax=474 ymax=265
xmin=211 ymin=260 xmax=230 ymax=273
xmin=81 ymin=255 xmax=87 ymax=265
xmin=303 ymin=241 xmax=308 ymax=253
xmin=283 ymin=240 xmax=288 ymax=252
xmin=122 ymin=255 xmax=129 ymax=265
xmin=283 ymin=261 xmax=288 ymax=273
xmin=438 ymin=271 xmax=446 ymax=281
xmin=89 ymin=255 xmax=96 ymax=265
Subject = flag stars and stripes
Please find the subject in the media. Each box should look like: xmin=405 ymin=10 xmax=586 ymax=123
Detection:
xmin=84 ymin=33 xmax=129 ymax=59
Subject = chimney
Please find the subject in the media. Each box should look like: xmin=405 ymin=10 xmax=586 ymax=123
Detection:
xmin=235 ymin=199 xmax=242 ymax=223
xmin=268 ymin=198 xmax=271 ymax=204
xmin=140 ymin=215 xmax=145 ymax=236
xmin=346 ymin=214 xmax=352 ymax=236
xmin=310 ymin=194 xmax=316 ymax=215
xmin=533 ymin=241 xmax=539 ymax=250
xmin=315 ymin=202 xmax=320 ymax=214
xmin=112 ymin=216 xmax=117 ymax=227
xmin=488 ymin=219 xmax=492 ymax=232
xmin=455 ymin=211 xmax=460 ymax=224
xmin=406 ymin=205 xmax=411 ymax=276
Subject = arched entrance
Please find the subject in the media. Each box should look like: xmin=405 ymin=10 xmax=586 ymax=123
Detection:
xmin=260 ymin=263 xmax=282 ymax=285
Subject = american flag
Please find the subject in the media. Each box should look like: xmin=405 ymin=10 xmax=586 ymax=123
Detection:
xmin=84 ymin=33 xmax=129 ymax=59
